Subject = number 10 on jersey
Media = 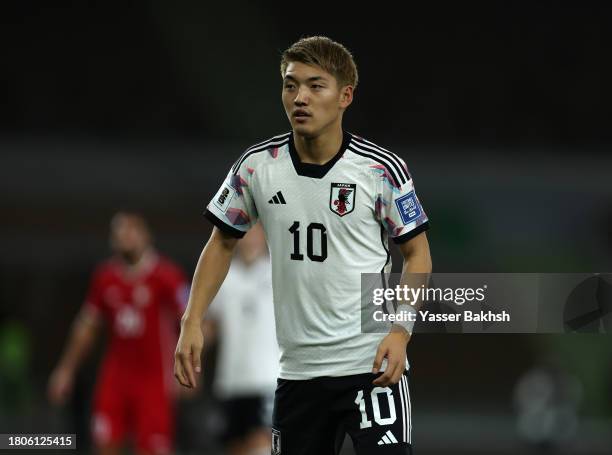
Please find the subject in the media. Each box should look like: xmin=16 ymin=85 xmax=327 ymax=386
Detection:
xmin=288 ymin=221 xmax=328 ymax=262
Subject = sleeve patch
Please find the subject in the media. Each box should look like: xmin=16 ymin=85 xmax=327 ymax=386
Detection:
xmin=394 ymin=191 xmax=421 ymax=225
xmin=213 ymin=185 xmax=236 ymax=213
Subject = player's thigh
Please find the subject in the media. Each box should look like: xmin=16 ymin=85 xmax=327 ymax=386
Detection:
xmin=133 ymin=383 xmax=174 ymax=455
xmin=244 ymin=427 xmax=272 ymax=452
xmin=272 ymin=378 xmax=343 ymax=455
xmin=91 ymin=378 xmax=128 ymax=448
xmin=345 ymin=371 xmax=413 ymax=455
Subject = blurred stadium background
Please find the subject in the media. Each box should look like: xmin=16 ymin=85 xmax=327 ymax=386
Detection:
xmin=1 ymin=2 xmax=611 ymax=454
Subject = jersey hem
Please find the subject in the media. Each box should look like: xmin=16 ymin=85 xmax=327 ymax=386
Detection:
xmin=278 ymin=365 xmax=409 ymax=381
xmin=204 ymin=209 xmax=246 ymax=238
xmin=278 ymin=366 xmax=372 ymax=380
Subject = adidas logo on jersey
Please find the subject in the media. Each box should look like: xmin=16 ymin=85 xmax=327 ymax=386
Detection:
xmin=377 ymin=430 xmax=398 ymax=445
xmin=268 ymin=191 xmax=286 ymax=204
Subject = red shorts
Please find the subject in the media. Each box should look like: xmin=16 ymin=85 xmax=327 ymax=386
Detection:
xmin=91 ymin=366 xmax=174 ymax=454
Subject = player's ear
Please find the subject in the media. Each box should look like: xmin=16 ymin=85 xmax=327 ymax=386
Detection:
xmin=339 ymin=85 xmax=353 ymax=109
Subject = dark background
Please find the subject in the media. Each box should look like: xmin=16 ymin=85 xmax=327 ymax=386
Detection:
xmin=1 ymin=2 xmax=611 ymax=454
xmin=2 ymin=3 xmax=611 ymax=145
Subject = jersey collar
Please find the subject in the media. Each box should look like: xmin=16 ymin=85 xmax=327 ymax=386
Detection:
xmin=288 ymin=130 xmax=351 ymax=179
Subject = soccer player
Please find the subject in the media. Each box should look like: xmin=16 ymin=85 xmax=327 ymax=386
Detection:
xmin=205 ymin=223 xmax=278 ymax=455
xmin=48 ymin=212 xmax=188 ymax=455
xmin=175 ymin=36 xmax=432 ymax=455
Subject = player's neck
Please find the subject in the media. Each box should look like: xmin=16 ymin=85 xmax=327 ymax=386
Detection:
xmin=120 ymin=249 xmax=142 ymax=264
xmin=293 ymin=126 xmax=344 ymax=165
xmin=118 ymin=248 xmax=156 ymax=273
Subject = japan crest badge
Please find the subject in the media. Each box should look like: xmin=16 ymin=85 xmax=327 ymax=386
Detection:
xmin=330 ymin=183 xmax=356 ymax=217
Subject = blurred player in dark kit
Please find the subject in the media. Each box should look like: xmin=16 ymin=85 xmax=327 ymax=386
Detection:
xmin=48 ymin=212 xmax=188 ymax=455
xmin=205 ymin=223 xmax=278 ymax=455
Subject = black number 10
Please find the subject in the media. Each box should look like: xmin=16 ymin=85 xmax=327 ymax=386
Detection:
xmin=288 ymin=221 xmax=328 ymax=262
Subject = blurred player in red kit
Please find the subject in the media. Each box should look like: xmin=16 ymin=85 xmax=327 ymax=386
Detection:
xmin=48 ymin=212 xmax=189 ymax=455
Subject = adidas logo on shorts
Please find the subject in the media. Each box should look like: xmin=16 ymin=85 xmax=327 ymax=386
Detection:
xmin=377 ymin=430 xmax=398 ymax=445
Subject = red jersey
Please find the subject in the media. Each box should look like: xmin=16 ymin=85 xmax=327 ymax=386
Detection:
xmin=84 ymin=250 xmax=188 ymax=386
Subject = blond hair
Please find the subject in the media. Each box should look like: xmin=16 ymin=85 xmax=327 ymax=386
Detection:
xmin=280 ymin=36 xmax=358 ymax=89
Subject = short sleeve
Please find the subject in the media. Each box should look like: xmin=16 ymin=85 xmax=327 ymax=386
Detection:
xmin=376 ymin=157 xmax=430 ymax=244
xmin=204 ymin=162 xmax=259 ymax=238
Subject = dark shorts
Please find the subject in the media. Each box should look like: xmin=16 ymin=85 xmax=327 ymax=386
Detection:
xmin=221 ymin=394 xmax=273 ymax=443
xmin=272 ymin=371 xmax=413 ymax=455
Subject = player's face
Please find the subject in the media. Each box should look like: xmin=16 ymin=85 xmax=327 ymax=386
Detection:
xmin=110 ymin=214 xmax=150 ymax=259
xmin=282 ymin=62 xmax=352 ymax=138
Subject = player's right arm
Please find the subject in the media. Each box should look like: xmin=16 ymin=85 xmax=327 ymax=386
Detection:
xmin=177 ymin=149 xmax=259 ymax=387
xmin=47 ymin=307 xmax=101 ymax=405
xmin=174 ymin=227 xmax=238 ymax=388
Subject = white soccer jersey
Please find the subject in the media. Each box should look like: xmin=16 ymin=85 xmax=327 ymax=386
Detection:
xmin=207 ymin=256 xmax=278 ymax=398
xmin=205 ymin=131 xmax=429 ymax=380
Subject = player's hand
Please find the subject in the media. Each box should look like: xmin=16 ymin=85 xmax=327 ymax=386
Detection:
xmin=47 ymin=365 xmax=74 ymax=406
xmin=372 ymin=325 xmax=411 ymax=386
xmin=174 ymin=318 xmax=204 ymax=389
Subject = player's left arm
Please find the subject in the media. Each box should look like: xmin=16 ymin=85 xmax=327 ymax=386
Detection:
xmin=372 ymin=231 xmax=431 ymax=386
